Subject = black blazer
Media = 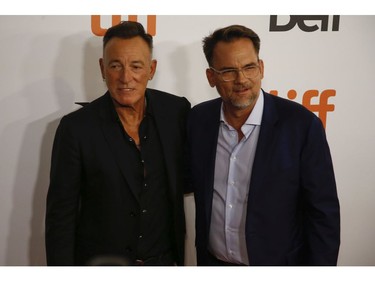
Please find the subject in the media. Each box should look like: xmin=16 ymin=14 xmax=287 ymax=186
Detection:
xmin=45 ymin=89 xmax=190 ymax=265
xmin=187 ymin=91 xmax=340 ymax=265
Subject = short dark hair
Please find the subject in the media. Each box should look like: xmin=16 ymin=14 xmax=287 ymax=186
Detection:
xmin=103 ymin=21 xmax=153 ymax=52
xmin=202 ymin=25 xmax=261 ymax=66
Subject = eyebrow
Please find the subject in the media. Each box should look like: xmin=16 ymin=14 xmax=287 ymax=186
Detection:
xmin=108 ymin=59 xmax=146 ymax=65
xmin=218 ymin=62 xmax=258 ymax=71
xmin=130 ymin=60 xmax=146 ymax=65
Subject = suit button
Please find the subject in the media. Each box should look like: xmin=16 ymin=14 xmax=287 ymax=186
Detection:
xmin=129 ymin=212 xmax=136 ymax=217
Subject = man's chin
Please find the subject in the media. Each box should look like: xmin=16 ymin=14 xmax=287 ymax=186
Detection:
xmin=231 ymin=100 xmax=252 ymax=109
xmin=230 ymin=95 xmax=258 ymax=110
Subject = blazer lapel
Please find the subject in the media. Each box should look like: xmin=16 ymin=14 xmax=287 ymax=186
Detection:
xmin=248 ymin=91 xmax=279 ymax=204
xmin=201 ymin=99 xmax=222 ymax=225
xmin=98 ymin=93 xmax=141 ymax=202
xmin=145 ymin=91 xmax=182 ymax=203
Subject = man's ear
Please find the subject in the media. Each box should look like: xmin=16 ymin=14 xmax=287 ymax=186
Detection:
xmin=99 ymin=58 xmax=105 ymax=80
xmin=149 ymin=59 xmax=157 ymax=80
xmin=206 ymin=68 xmax=216 ymax=88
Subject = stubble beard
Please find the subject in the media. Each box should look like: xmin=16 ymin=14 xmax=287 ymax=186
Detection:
xmin=230 ymin=95 xmax=257 ymax=110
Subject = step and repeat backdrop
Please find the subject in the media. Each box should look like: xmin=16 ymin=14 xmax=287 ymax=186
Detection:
xmin=0 ymin=15 xmax=374 ymax=266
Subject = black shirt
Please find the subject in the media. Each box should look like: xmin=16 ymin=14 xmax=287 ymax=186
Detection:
xmin=116 ymin=99 xmax=174 ymax=261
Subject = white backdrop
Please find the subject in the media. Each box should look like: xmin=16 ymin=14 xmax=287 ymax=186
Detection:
xmin=0 ymin=15 xmax=374 ymax=266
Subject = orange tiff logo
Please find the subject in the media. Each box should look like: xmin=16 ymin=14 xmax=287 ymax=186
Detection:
xmin=270 ymin=89 xmax=336 ymax=129
xmin=91 ymin=15 xmax=156 ymax=36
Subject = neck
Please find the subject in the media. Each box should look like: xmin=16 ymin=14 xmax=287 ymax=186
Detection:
xmin=114 ymin=98 xmax=146 ymax=126
xmin=114 ymin=98 xmax=146 ymax=148
xmin=223 ymin=103 xmax=253 ymax=132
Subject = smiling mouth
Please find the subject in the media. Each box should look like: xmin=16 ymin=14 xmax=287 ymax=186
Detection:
xmin=234 ymin=88 xmax=249 ymax=94
xmin=118 ymin=87 xmax=135 ymax=92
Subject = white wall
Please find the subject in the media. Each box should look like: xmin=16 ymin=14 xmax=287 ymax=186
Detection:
xmin=0 ymin=15 xmax=374 ymax=266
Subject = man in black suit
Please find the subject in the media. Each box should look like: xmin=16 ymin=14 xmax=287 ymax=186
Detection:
xmin=187 ymin=24 xmax=340 ymax=265
xmin=45 ymin=21 xmax=190 ymax=266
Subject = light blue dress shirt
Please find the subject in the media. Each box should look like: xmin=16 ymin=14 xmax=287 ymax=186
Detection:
xmin=208 ymin=91 xmax=264 ymax=265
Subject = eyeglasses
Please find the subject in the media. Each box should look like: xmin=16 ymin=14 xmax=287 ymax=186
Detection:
xmin=210 ymin=64 xmax=260 ymax=82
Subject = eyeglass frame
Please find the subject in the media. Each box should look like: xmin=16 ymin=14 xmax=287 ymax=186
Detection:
xmin=209 ymin=63 xmax=261 ymax=82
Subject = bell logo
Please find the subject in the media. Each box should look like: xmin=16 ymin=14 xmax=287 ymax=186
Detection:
xmin=270 ymin=15 xmax=340 ymax=32
xmin=91 ymin=15 xmax=157 ymax=36
xmin=270 ymin=89 xmax=336 ymax=129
